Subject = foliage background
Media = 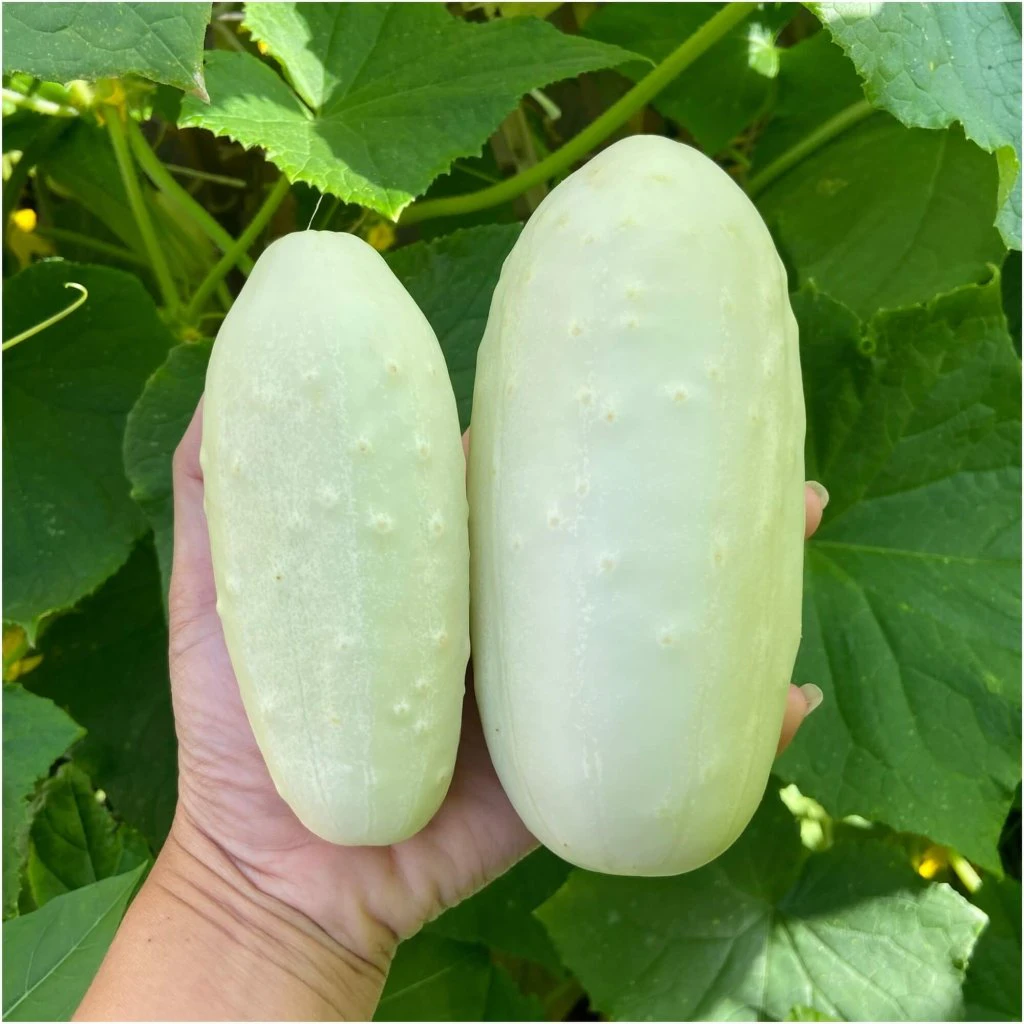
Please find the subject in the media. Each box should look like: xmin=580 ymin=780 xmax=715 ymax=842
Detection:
xmin=1 ymin=2 xmax=1020 ymax=1021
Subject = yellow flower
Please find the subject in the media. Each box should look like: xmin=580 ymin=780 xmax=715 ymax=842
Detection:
xmin=913 ymin=844 xmax=949 ymax=880
xmin=366 ymin=220 xmax=396 ymax=253
xmin=6 ymin=208 xmax=53 ymax=268
xmin=11 ymin=207 xmax=36 ymax=232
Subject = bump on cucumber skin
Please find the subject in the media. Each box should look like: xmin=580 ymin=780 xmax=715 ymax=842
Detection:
xmin=202 ymin=231 xmax=469 ymax=846
xmin=470 ymin=136 xmax=806 ymax=876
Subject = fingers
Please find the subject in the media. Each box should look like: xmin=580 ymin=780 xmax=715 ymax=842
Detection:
xmin=804 ymin=480 xmax=829 ymax=539
xmin=776 ymin=683 xmax=824 ymax=756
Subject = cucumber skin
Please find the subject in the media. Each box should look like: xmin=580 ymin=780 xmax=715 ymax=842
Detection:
xmin=202 ymin=231 xmax=469 ymax=845
xmin=469 ymin=136 xmax=806 ymax=876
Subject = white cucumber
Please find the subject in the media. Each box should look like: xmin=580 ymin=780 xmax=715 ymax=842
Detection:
xmin=469 ymin=136 xmax=805 ymax=875
xmin=202 ymin=230 xmax=469 ymax=845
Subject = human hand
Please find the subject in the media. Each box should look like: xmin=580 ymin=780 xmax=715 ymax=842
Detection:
xmin=158 ymin=403 xmax=827 ymax=1011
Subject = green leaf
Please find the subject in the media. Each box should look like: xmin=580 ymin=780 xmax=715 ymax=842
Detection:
xmin=582 ymin=2 xmax=794 ymax=154
xmin=762 ymin=119 xmax=1004 ymax=318
xmin=375 ymin=933 xmax=492 ymax=1022
xmin=755 ymin=33 xmax=1004 ymax=318
xmin=2 ymin=685 xmax=83 ymax=919
xmin=23 ymin=764 xmax=150 ymax=912
xmin=1004 ymin=249 xmax=1022 ymax=355
xmin=2 ymin=2 xmax=212 ymax=97
xmin=537 ymin=790 xmax=986 ymax=1021
xmin=375 ymin=931 xmax=544 ymax=1022
xmin=482 ymin=964 xmax=546 ymax=1021
xmin=963 ymin=876 xmax=1022 ymax=1021
xmin=813 ymin=1 xmax=1022 ymax=249
xmin=386 ymin=224 xmax=521 ymax=430
xmin=179 ymin=3 xmax=636 ymax=219
xmin=25 ymin=542 xmax=176 ymax=849
xmin=750 ymin=30 xmax=869 ymax=175
xmin=2 ymin=864 xmax=145 ymax=1022
xmin=1 ymin=110 xmax=73 ymax=171
xmin=780 ymin=278 xmax=1021 ymax=871
xmin=2 ymin=262 xmax=175 ymax=642
xmin=123 ymin=340 xmax=213 ymax=601
xmin=428 ymin=849 xmax=570 ymax=972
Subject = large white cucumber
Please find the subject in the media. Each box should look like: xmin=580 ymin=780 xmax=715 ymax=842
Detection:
xmin=469 ymin=136 xmax=805 ymax=876
xmin=202 ymin=231 xmax=468 ymax=845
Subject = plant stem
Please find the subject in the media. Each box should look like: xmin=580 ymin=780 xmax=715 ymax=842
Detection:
xmin=948 ymin=852 xmax=983 ymax=894
xmin=164 ymin=163 xmax=248 ymax=189
xmin=450 ymin=160 xmax=502 ymax=185
xmin=529 ymin=87 xmax=562 ymax=121
xmin=216 ymin=280 xmax=233 ymax=311
xmin=1 ymin=87 xmax=79 ymax=118
xmin=747 ymin=98 xmax=875 ymax=197
xmin=400 ymin=2 xmax=755 ymax=225
xmin=3 ymin=282 xmax=88 ymax=352
xmin=106 ymin=108 xmax=180 ymax=312
xmin=36 ymin=226 xmax=148 ymax=266
xmin=125 ymin=118 xmax=254 ymax=275
xmin=212 ymin=17 xmax=247 ymax=52
xmin=183 ymin=174 xmax=291 ymax=323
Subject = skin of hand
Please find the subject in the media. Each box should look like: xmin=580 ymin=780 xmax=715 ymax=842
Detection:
xmin=75 ymin=401 xmax=826 ymax=1022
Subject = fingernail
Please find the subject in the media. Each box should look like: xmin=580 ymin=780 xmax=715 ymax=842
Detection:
xmin=799 ymin=683 xmax=824 ymax=715
xmin=806 ymin=480 xmax=830 ymax=509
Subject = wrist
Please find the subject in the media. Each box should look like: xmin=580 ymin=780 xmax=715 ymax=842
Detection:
xmin=169 ymin=801 xmax=401 ymax=967
xmin=152 ymin=817 xmax=388 ymax=1019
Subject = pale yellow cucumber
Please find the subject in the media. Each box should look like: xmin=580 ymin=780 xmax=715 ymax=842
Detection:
xmin=202 ymin=230 xmax=469 ymax=845
xmin=469 ymin=136 xmax=806 ymax=875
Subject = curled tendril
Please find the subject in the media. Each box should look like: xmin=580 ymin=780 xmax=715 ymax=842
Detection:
xmin=2 ymin=281 xmax=88 ymax=352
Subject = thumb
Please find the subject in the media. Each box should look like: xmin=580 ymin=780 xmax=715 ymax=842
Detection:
xmin=167 ymin=397 xmax=219 ymax=657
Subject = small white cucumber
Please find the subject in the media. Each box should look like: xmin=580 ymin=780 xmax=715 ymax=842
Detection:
xmin=202 ymin=231 xmax=469 ymax=845
xmin=469 ymin=136 xmax=806 ymax=876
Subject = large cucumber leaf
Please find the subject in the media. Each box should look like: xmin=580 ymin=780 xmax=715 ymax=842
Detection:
xmin=782 ymin=276 xmax=1021 ymax=870
xmin=813 ymin=1 xmax=1022 ymax=249
xmin=179 ymin=3 xmax=637 ymax=219
xmin=2 ymin=3 xmax=210 ymax=96
xmin=3 ymin=262 xmax=174 ymax=641
xmin=538 ymin=790 xmax=986 ymax=1021
xmin=2 ymin=685 xmax=83 ymax=918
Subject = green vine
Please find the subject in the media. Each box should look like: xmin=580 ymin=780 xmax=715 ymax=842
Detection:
xmin=183 ymin=174 xmax=291 ymax=323
xmin=2 ymin=281 xmax=88 ymax=352
xmin=105 ymin=107 xmax=180 ymax=312
xmin=125 ymin=117 xmax=254 ymax=276
xmin=1 ymin=87 xmax=80 ymax=119
xmin=399 ymin=2 xmax=756 ymax=226
xmin=35 ymin=226 xmax=148 ymax=266
xmin=747 ymin=98 xmax=876 ymax=197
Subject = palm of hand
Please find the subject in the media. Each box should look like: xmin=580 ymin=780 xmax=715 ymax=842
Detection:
xmin=169 ymin=404 xmax=533 ymax=950
xmin=168 ymin=402 xmax=821 ymax=955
